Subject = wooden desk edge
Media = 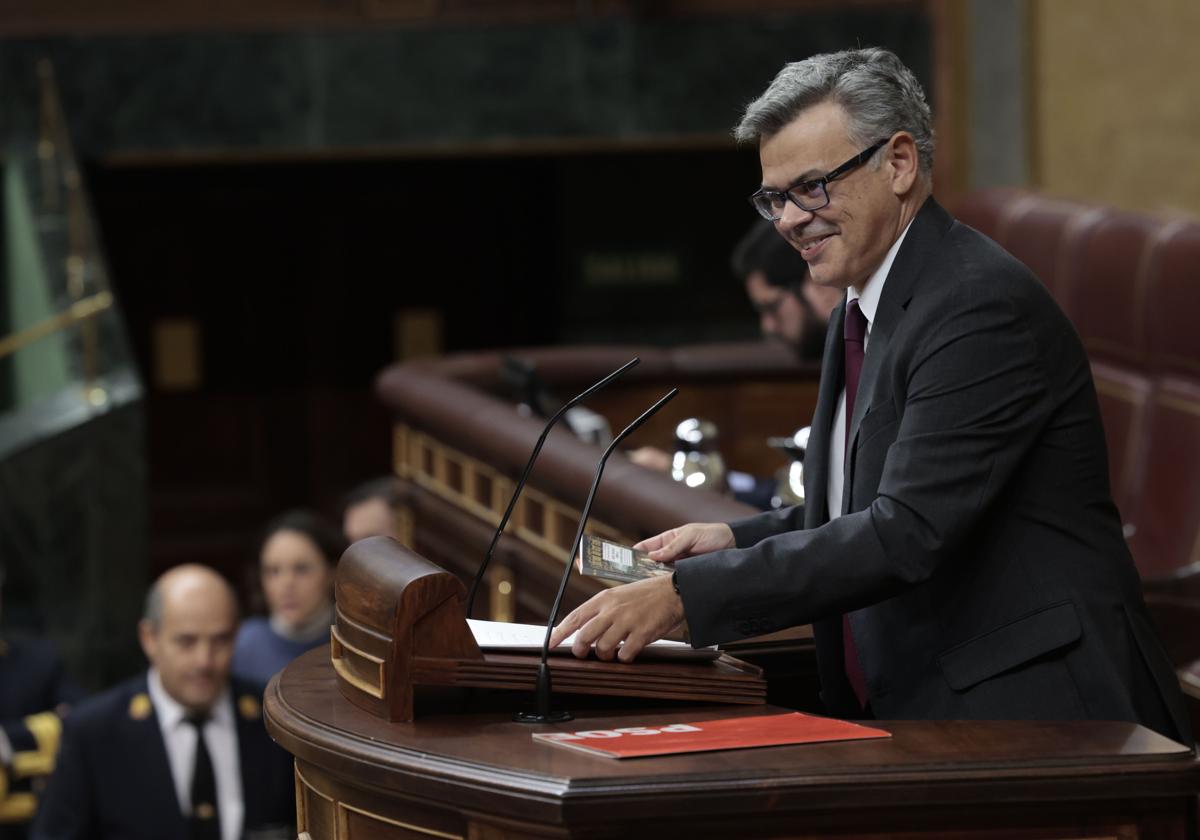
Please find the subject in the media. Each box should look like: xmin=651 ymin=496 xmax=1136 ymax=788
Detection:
xmin=263 ymin=656 xmax=1200 ymax=830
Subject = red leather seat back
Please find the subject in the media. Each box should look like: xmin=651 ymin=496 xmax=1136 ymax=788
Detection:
xmin=997 ymin=196 xmax=1102 ymax=299
xmin=1126 ymin=378 xmax=1200 ymax=578
xmin=1145 ymin=221 xmax=1200 ymax=380
xmin=1060 ymin=210 xmax=1158 ymax=366
xmin=1124 ymin=221 xmax=1200 ymax=578
xmin=954 ymin=188 xmax=1024 ymax=243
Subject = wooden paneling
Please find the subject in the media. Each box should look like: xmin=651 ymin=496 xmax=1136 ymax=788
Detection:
xmin=1030 ymin=0 xmax=1200 ymax=215
xmin=297 ymin=761 xmax=467 ymax=840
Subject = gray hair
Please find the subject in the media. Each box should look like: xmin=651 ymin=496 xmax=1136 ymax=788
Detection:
xmin=734 ymin=47 xmax=934 ymax=175
xmin=143 ymin=582 xmax=163 ymax=627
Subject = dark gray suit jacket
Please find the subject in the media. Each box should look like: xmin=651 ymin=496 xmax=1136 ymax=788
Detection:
xmin=676 ymin=198 xmax=1192 ymax=743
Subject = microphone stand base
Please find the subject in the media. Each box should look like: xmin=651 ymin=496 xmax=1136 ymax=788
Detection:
xmin=513 ymin=709 xmax=574 ymax=724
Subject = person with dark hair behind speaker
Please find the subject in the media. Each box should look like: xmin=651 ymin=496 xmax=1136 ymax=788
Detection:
xmin=341 ymin=477 xmax=402 ymax=544
xmin=630 ymin=220 xmax=840 ymax=486
xmin=231 ymin=510 xmax=346 ymax=687
xmin=733 ymin=218 xmax=843 ymax=361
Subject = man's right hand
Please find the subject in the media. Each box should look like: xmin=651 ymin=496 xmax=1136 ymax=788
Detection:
xmin=634 ymin=522 xmax=735 ymax=563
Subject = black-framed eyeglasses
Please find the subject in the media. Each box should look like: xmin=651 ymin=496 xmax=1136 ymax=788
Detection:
xmin=748 ymin=138 xmax=889 ymax=221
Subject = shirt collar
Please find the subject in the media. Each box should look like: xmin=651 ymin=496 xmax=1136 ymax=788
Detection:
xmin=147 ymin=668 xmax=234 ymax=729
xmin=847 ymin=217 xmax=915 ymax=328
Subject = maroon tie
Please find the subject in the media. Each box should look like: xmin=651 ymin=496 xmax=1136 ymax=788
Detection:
xmin=842 ymin=298 xmax=869 ymax=711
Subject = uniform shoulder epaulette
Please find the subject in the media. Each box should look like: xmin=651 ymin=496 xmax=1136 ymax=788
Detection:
xmin=237 ymin=694 xmax=261 ymax=721
xmin=128 ymin=693 xmax=152 ymax=720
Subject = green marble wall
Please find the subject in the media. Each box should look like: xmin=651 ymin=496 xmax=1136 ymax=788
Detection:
xmin=2 ymin=164 xmax=71 ymax=413
xmin=2 ymin=12 xmax=931 ymax=155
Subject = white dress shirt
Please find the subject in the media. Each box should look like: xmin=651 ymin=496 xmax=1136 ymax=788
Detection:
xmin=826 ymin=220 xmax=914 ymax=521
xmin=147 ymin=669 xmax=244 ymax=840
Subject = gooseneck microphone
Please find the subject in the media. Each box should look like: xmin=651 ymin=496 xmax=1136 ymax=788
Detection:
xmin=465 ymin=357 xmax=640 ymax=619
xmin=515 ymin=388 xmax=678 ymax=723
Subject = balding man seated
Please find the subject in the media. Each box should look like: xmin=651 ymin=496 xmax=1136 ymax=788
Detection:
xmin=32 ymin=565 xmax=293 ymax=840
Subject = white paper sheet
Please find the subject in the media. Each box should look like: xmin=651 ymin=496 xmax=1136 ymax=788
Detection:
xmin=467 ymin=619 xmax=720 ymax=662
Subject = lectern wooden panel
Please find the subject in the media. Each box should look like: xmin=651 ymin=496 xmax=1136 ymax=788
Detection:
xmin=331 ymin=537 xmax=766 ymax=721
xmin=268 ymin=649 xmax=1200 ymax=839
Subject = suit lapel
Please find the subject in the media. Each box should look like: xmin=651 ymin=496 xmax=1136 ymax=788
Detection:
xmin=128 ymin=677 xmax=189 ymax=835
xmin=841 ymin=197 xmax=953 ymax=510
xmin=804 ymin=294 xmax=846 ymax=529
xmin=236 ymin=697 xmax=258 ymax=831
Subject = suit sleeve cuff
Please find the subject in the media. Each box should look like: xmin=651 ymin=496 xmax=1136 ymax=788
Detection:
xmin=728 ymin=505 xmax=804 ymax=547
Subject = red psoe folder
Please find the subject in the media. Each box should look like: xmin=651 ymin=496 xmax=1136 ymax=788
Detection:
xmin=533 ymin=712 xmax=890 ymax=759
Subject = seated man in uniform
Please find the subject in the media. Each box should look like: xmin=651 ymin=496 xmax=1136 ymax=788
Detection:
xmin=33 ymin=565 xmax=293 ymax=840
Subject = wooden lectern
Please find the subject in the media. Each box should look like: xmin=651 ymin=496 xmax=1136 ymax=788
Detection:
xmin=329 ymin=536 xmax=766 ymax=722
xmin=268 ymin=649 xmax=1200 ymax=839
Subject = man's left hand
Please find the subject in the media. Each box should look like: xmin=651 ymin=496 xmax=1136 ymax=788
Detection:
xmin=549 ymin=574 xmax=686 ymax=663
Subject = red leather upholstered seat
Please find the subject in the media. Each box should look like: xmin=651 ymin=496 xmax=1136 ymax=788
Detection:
xmin=994 ymin=194 xmax=1102 ymax=299
xmin=1124 ymin=221 xmax=1200 ymax=580
xmin=1060 ymin=210 xmax=1159 ymax=365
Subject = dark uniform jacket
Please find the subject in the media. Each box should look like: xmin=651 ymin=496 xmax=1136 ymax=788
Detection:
xmin=676 ymin=198 xmax=1192 ymax=744
xmin=1 ymin=636 xmax=81 ymax=840
xmin=31 ymin=673 xmax=293 ymax=840
xmin=0 ymin=637 xmax=79 ymax=742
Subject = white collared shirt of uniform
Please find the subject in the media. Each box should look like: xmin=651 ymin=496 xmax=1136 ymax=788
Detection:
xmin=147 ymin=668 xmax=244 ymax=840
xmin=826 ymin=219 xmax=914 ymax=521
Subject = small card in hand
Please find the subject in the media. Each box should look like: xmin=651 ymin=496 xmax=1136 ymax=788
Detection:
xmin=578 ymin=534 xmax=672 ymax=584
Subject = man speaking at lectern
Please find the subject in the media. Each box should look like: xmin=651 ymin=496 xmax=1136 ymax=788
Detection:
xmin=551 ymin=48 xmax=1192 ymax=744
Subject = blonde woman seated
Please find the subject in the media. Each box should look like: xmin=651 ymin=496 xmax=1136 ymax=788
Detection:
xmin=232 ymin=510 xmax=347 ymax=685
